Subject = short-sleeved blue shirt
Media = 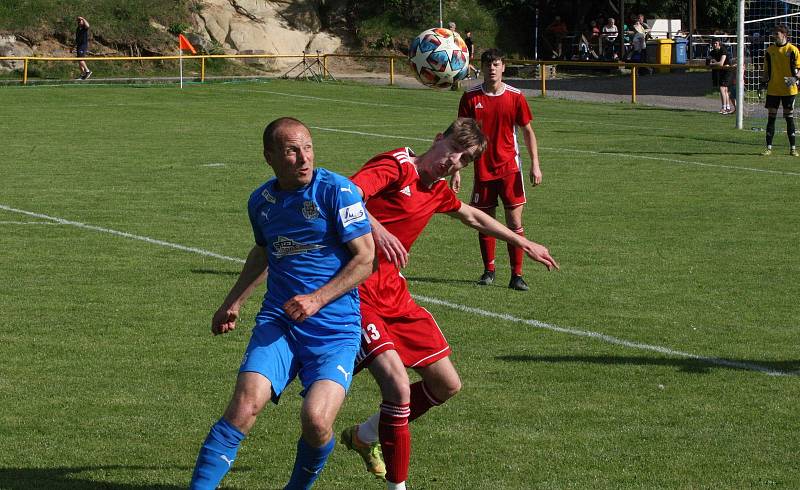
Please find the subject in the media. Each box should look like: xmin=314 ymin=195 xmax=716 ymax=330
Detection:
xmin=247 ymin=168 xmax=371 ymax=332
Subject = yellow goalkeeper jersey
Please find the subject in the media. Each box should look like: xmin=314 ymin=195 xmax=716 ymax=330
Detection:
xmin=766 ymin=42 xmax=800 ymax=96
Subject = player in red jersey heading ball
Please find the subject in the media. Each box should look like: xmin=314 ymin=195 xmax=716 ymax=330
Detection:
xmin=340 ymin=118 xmax=558 ymax=490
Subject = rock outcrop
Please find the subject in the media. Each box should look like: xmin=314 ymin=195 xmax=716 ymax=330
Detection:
xmin=0 ymin=35 xmax=33 ymax=72
xmin=192 ymin=0 xmax=343 ymax=70
xmin=0 ymin=0 xmax=346 ymax=73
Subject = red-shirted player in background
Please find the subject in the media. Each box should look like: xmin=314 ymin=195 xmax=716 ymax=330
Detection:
xmin=340 ymin=118 xmax=558 ymax=489
xmin=453 ymin=48 xmax=543 ymax=291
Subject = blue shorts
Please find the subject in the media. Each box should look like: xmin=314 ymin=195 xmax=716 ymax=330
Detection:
xmin=240 ymin=306 xmax=360 ymax=404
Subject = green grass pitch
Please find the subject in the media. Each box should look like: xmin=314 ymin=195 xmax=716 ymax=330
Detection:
xmin=1 ymin=80 xmax=799 ymax=489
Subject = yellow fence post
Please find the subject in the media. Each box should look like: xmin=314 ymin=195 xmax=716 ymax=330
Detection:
xmin=201 ymin=57 xmax=205 ymax=82
xmin=23 ymin=58 xmax=29 ymax=85
xmin=540 ymin=62 xmax=547 ymax=97
xmin=323 ymin=55 xmax=328 ymax=77
xmin=390 ymin=57 xmax=395 ymax=86
xmin=631 ymin=65 xmax=637 ymax=104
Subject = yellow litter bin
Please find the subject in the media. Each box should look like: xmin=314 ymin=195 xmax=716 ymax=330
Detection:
xmin=646 ymin=38 xmax=674 ymax=73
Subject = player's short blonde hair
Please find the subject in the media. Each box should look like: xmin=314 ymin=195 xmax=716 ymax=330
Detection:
xmin=443 ymin=118 xmax=487 ymax=160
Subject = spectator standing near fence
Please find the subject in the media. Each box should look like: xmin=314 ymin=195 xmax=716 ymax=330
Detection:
xmin=708 ymin=39 xmax=734 ymax=114
xmin=75 ymin=16 xmax=92 ymax=80
xmin=465 ymin=30 xmax=479 ymax=79
xmin=761 ymin=24 xmax=800 ymax=156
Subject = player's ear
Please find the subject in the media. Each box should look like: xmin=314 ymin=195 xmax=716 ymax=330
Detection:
xmin=434 ymin=133 xmax=444 ymax=143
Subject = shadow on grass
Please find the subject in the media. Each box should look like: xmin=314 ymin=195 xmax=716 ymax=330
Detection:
xmin=191 ymin=268 xmax=239 ymax=276
xmin=496 ymin=354 xmax=800 ymax=375
xmin=0 ymin=465 xmax=255 ymax=489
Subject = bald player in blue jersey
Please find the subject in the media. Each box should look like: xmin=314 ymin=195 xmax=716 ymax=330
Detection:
xmin=190 ymin=117 xmax=375 ymax=490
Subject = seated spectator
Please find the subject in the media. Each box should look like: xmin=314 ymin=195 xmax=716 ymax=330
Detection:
xmin=590 ymin=20 xmax=601 ymax=41
xmin=625 ymin=16 xmax=648 ymax=62
xmin=578 ymin=21 xmax=600 ymax=60
xmin=633 ymin=14 xmax=651 ymax=37
xmin=545 ymin=16 xmax=569 ymax=59
xmin=602 ymin=17 xmax=619 ymax=60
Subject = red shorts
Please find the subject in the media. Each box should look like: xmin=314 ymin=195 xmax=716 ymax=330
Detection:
xmin=355 ymin=302 xmax=450 ymax=372
xmin=470 ymin=171 xmax=526 ymax=210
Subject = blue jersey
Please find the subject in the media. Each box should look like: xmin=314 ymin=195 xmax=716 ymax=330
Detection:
xmin=247 ymin=168 xmax=371 ymax=331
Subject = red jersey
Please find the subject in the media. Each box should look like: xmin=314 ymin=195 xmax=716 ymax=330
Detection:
xmin=458 ymin=83 xmax=533 ymax=181
xmin=351 ymin=148 xmax=462 ymax=316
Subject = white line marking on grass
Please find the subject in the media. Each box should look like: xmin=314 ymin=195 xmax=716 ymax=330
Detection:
xmin=413 ymin=295 xmax=791 ymax=377
xmin=309 ymin=126 xmax=429 ymax=142
xmin=202 ymin=163 xmax=226 ymax=167
xmin=311 ymin=126 xmax=800 ymax=177
xmin=0 ymin=221 xmax=62 ymax=225
xmin=225 ymin=89 xmax=427 ymax=111
xmin=0 ymin=204 xmax=245 ymax=264
xmin=0 ymin=202 xmax=792 ymax=377
xmin=543 ymin=147 xmax=800 ymax=177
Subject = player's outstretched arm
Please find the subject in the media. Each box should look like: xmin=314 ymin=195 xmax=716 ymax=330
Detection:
xmin=212 ymin=245 xmax=268 ymax=335
xmin=448 ymin=203 xmax=559 ymax=271
xmin=283 ymin=233 xmax=376 ymax=323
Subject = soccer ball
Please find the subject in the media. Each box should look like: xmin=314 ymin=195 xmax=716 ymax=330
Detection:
xmin=408 ymin=28 xmax=469 ymax=89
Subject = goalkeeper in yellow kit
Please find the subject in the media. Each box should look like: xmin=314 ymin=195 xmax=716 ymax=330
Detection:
xmin=762 ymin=24 xmax=800 ymax=156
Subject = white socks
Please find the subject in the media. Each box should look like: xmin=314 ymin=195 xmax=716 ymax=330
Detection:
xmin=357 ymin=413 xmax=380 ymax=444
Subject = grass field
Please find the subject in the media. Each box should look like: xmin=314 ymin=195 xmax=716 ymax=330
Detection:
xmin=1 ymin=80 xmax=799 ymax=489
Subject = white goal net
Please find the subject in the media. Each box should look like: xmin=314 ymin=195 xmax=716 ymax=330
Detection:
xmin=743 ymin=0 xmax=800 ymax=131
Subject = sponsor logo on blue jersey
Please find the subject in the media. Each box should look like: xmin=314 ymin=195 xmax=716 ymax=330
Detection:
xmin=272 ymin=235 xmax=326 ymax=258
xmin=262 ymin=188 xmax=277 ymax=203
xmin=339 ymin=202 xmax=366 ymax=228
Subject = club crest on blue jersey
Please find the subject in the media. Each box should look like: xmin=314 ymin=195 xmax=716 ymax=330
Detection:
xmin=272 ymin=235 xmax=326 ymax=258
xmin=262 ymin=188 xmax=277 ymax=203
xmin=302 ymin=201 xmax=320 ymax=220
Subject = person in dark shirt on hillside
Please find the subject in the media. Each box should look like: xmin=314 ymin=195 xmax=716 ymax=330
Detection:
xmin=75 ymin=16 xmax=92 ymax=80
xmin=464 ymin=30 xmax=479 ymax=79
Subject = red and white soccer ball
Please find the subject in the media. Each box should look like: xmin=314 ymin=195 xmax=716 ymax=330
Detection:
xmin=408 ymin=28 xmax=470 ymax=89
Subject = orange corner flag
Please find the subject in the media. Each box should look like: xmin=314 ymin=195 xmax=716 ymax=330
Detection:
xmin=178 ymin=34 xmax=196 ymax=54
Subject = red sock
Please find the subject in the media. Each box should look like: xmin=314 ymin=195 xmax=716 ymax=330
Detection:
xmin=379 ymin=401 xmax=410 ymax=484
xmin=408 ymin=381 xmax=444 ymax=423
xmin=508 ymin=227 xmax=525 ymax=276
xmin=479 ymin=233 xmax=496 ymax=272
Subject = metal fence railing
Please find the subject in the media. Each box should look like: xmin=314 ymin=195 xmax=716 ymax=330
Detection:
xmin=1 ymin=52 xmax=729 ymax=106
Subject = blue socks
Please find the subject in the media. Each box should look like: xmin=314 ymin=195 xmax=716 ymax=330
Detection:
xmin=189 ymin=418 xmax=334 ymax=490
xmin=284 ymin=436 xmax=335 ymax=490
xmin=190 ymin=418 xmax=246 ymax=490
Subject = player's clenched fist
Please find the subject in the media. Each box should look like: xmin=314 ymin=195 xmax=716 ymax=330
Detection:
xmin=284 ymin=294 xmax=324 ymax=323
xmin=212 ymin=307 xmax=239 ymax=335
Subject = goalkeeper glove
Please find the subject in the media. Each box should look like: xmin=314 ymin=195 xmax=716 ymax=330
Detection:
xmin=784 ymin=76 xmax=799 ymax=87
